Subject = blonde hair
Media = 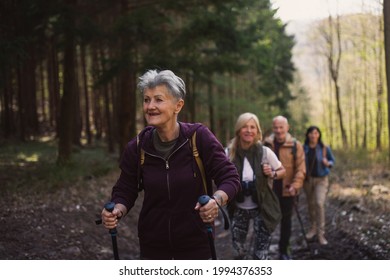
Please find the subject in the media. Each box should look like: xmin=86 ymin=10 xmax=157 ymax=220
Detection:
xmin=228 ymin=112 xmax=262 ymax=161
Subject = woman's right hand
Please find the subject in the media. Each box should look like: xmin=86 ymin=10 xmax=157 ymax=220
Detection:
xmin=262 ymin=164 xmax=273 ymax=177
xmin=101 ymin=207 xmax=122 ymax=229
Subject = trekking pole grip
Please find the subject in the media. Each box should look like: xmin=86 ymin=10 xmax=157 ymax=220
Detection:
xmin=198 ymin=195 xmax=211 ymax=206
xmin=198 ymin=195 xmax=217 ymax=260
xmin=198 ymin=195 xmax=213 ymax=230
xmin=104 ymin=202 xmax=117 ymax=236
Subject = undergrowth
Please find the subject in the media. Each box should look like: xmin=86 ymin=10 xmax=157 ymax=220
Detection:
xmin=0 ymin=140 xmax=118 ymax=194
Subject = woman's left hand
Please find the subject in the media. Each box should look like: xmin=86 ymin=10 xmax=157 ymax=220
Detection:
xmin=194 ymin=199 xmax=219 ymax=223
xmin=322 ymin=157 xmax=330 ymax=167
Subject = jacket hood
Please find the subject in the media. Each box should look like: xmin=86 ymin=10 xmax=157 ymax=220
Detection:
xmin=178 ymin=122 xmax=203 ymax=139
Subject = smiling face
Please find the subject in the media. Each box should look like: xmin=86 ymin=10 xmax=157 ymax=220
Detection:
xmin=143 ymin=85 xmax=184 ymax=129
xmin=239 ymin=118 xmax=258 ymax=147
xmin=272 ymin=117 xmax=289 ymax=143
xmin=308 ymin=128 xmax=320 ymax=144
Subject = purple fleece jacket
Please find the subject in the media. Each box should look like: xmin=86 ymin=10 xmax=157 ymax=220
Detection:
xmin=111 ymin=122 xmax=240 ymax=259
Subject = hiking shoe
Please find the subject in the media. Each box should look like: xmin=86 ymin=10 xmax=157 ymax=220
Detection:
xmin=305 ymin=228 xmax=317 ymax=239
xmin=318 ymin=234 xmax=328 ymax=245
xmin=279 ymin=254 xmax=292 ymax=260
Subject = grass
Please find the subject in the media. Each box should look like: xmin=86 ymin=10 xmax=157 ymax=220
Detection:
xmin=0 ymin=139 xmax=118 ymax=194
xmin=330 ymin=148 xmax=390 ymax=212
xmin=332 ymin=148 xmax=389 ymax=174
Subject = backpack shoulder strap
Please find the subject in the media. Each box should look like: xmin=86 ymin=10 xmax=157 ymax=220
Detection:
xmin=137 ymin=134 xmax=145 ymax=166
xmin=291 ymin=138 xmax=297 ymax=161
xmin=137 ymin=133 xmax=145 ymax=192
xmin=193 ymin=130 xmax=230 ymax=230
xmin=322 ymin=144 xmax=327 ymax=158
xmin=192 ymin=131 xmax=208 ymax=195
xmin=191 ymin=131 xmax=208 ymax=195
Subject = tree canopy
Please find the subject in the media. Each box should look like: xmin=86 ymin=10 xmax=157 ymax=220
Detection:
xmin=0 ymin=0 xmax=298 ymax=161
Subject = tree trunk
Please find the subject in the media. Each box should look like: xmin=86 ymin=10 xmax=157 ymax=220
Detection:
xmin=326 ymin=15 xmax=348 ymax=148
xmin=91 ymin=47 xmax=103 ymax=141
xmin=39 ymin=61 xmax=47 ymax=125
xmin=98 ymin=47 xmax=114 ymax=153
xmin=80 ymin=44 xmax=92 ymax=145
xmin=0 ymin=68 xmax=15 ymax=138
xmin=117 ymin=0 xmax=137 ymax=155
xmin=73 ymin=76 xmax=82 ymax=147
xmin=118 ymin=66 xmax=136 ymax=154
xmin=375 ymin=14 xmax=384 ymax=150
xmin=57 ymin=0 xmax=77 ymax=164
xmin=353 ymin=78 xmax=359 ymax=149
xmin=207 ymin=77 xmax=215 ymax=134
xmin=327 ymin=63 xmax=334 ymax=147
xmin=384 ymin=1 xmax=390 ymax=161
xmin=73 ymin=46 xmax=82 ymax=147
xmin=190 ymin=75 xmax=196 ymax=123
xmin=16 ymin=58 xmax=26 ymax=141
xmin=184 ymin=72 xmax=195 ymax=123
xmin=47 ymin=36 xmax=61 ymax=134
xmin=362 ymin=65 xmax=368 ymax=149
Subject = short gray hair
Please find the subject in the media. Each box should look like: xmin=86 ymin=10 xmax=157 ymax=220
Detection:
xmin=137 ymin=69 xmax=186 ymax=100
xmin=273 ymin=115 xmax=288 ymax=125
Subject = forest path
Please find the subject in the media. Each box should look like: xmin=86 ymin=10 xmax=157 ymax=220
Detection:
xmin=0 ymin=168 xmax=389 ymax=260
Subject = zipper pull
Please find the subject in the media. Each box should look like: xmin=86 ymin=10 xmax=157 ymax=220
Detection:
xmin=166 ymin=161 xmax=169 ymax=169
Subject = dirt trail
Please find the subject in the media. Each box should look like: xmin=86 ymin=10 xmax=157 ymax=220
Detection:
xmin=0 ymin=170 xmax=389 ymax=260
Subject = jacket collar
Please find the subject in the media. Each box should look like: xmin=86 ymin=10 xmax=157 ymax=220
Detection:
xmin=264 ymin=133 xmax=295 ymax=148
xmin=141 ymin=122 xmax=203 ymax=153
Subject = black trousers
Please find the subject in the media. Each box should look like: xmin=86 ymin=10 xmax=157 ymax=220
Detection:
xmin=274 ymin=187 xmax=295 ymax=255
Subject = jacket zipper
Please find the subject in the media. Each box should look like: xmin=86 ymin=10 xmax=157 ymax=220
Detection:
xmin=143 ymin=138 xmax=190 ymax=247
xmin=143 ymin=138 xmax=188 ymax=200
xmin=165 ymin=139 xmax=189 ymax=199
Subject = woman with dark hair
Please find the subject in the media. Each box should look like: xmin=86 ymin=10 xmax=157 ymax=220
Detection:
xmin=303 ymin=126 xmax=335 ymax=245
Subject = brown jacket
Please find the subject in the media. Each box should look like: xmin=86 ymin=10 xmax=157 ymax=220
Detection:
xmin=264 ymin=133 xmax=306 ymax=197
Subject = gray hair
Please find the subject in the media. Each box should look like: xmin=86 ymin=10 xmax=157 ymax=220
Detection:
xmin=137 ymin=69 xmax=186 ymax=100
xmin=273 ymin=115 xmax=288 ymax=125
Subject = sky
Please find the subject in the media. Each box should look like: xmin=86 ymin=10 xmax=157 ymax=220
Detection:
xmin=271 ymin=0 xmax=377 ymax=22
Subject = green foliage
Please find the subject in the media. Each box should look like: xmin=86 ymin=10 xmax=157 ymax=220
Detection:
xmin=0 ymin=140 xmax=117 ymax=194
xmin=306 ymin=13 xmax=389 ymax=150
xmin=0 ymin=0 xmax=296 ymax=152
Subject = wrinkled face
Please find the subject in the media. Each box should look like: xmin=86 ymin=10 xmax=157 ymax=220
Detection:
xmin=308 ymin=129 xmax=320 ymax=144
xmin=239 ymin=118 xmax=258 ymax=146
xmin=143 ymin=85 xmax=183 ymax=128
xmin=272 ymin=118 xmax=289 ymax=143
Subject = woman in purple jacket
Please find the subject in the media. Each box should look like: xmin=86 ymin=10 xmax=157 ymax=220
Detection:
xmin=101 ymin=69 xmax=240 ymax=259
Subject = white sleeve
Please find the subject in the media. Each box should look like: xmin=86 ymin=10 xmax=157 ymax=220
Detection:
xmin=263 ymin=146 xmax=282 ymax=170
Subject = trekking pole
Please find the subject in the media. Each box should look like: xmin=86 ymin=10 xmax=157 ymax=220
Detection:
xmin=95 ymin=202 xmax=120 ymax=260
xmin=198 ymin=195 xmax=217 ymax=260
xmin=293 ymin=196 xmax=314 ymax=258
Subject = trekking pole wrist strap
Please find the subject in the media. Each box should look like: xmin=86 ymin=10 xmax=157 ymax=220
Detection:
xmin=212 ymin=193 xmax=223 ymax=206
xmin=212 ymin=195 xmax=230 ymax=230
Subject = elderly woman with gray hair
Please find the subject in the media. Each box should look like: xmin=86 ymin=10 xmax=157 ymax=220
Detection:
xmin=226 ymin=113 xmax=285 ymax=260
xmin=101 ymin=69 xmax=240 ymax=259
